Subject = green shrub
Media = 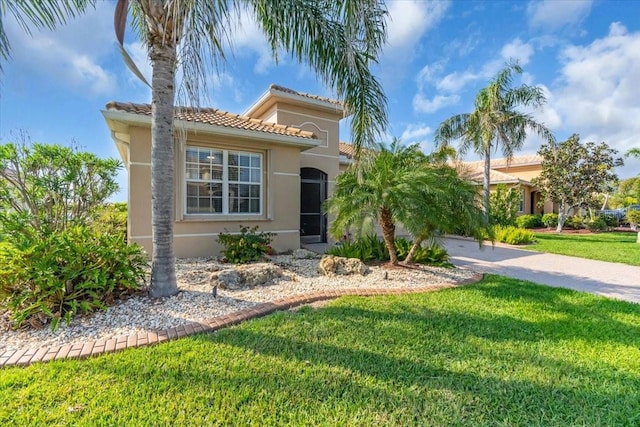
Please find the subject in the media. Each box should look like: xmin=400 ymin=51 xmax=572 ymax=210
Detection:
xmin=327 ymin=234 xmax=387 ymax=262
xmin=627 ymin=210 xmax=640 ymax=226
xmin=516 ymin=214 xmax=543 ymax=229
xmin=541 ymin=213 xmax=559 ymax=228
xmin=494 ymin=226 xmax=536 ymax=245
xmin=91 ymin=202 xmax=128 ymax=240
xmin=489 ymin=184 xmax=520 ymax=227
xmin=600 ymin=214 xmax=620 ymax=227
xmin=0 ymin=225 xmax=147 ymax=330
xmin=328 ymin=236 xmax=451 ymax=266
xmin=217 ymin=226 xmax=275 ymax=264
xmin=586 ymin=216 xmax=608 ymax=232
xmin=394 ymin=237 xmax=451 ymax=267
xmin=566 ymin=215 xmax=586 ymax=229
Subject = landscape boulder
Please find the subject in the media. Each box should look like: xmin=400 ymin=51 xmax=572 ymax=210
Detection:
xmin=318 ymin=255 xmax=369 ymax=276
xmin=292 ymin=248 xmax=318 ymax=259
xmin=210 ymin=263 xmax=284 ymax=290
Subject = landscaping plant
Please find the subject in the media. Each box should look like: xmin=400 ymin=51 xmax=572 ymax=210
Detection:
xmin=515 ymin=214 xmax=543 ymax=229
xmin=0 ymin=141 xmax=147 ymax=329
xmin=494 ymin=225 xmax=536 ymax=245
xmin=541 ymin=213 xmax=559 ymax=228
xmin=489 ymin=184 xmax=521 ymax=227
xmin=217 ymin=226 xmax=275 ymax=264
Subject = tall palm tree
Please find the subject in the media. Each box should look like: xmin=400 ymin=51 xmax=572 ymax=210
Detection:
xmin=115 ymin=0 xmax=389 ymax=296
xmin=0 ymin=0 xmax=95 ymax=69
xmin=434 ymin=61 xmax=555 ymax=222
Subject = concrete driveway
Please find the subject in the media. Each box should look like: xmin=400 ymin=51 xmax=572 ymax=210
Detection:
xmin=443 ymin=237 xmax=640 ymax=304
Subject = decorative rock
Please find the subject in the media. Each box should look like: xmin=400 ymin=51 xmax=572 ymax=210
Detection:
xmin=292 ymin=248 xmax=318 ymax=259
xmin=318 ymin=255 xmax=369 ymax=276
xmin=210 ymin=263 xmax=284 ymax=290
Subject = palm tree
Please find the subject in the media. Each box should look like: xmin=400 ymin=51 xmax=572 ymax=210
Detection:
xmin=325 ymin=140 xmax=427 ymax=264
xmin=0 ymin=0 xmax=95 ymax=69
xmin=400 ymin=162 xmax=487 ymax=263
xmin=434 ymin=61 xmax=555 ymax=222
xmin=115 ymin=0 xmax=389 ymax=296
xmin=626 ymin=148 xmax=640 ymax=159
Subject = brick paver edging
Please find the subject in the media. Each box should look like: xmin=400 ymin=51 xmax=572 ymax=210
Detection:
xmin=0 ymin=273 xmax=483 ymax=368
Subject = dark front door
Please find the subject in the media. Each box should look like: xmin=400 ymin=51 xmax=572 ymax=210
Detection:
xmin=300 ymin=168 xmax=327 ymax=243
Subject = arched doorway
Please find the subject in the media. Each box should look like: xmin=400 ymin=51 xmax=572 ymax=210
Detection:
xmin=300 ymin=167 xmax=327 ymax=243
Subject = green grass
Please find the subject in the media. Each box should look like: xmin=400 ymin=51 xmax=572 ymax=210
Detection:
xmin=2 ymin=275 xmax=640 ymax=426
xmin=532 ymin=231 xmax=640 ymax=265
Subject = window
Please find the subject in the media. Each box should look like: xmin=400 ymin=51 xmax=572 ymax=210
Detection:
xmin=518 ymin=189 xmax=525 ymax=213
xmin=185 ymin=147 xmax=262 ymax=215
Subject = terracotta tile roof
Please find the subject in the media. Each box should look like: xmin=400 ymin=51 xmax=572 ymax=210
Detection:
xmin=460 ymin=162 xmax=530 ymax=185
xmin=464 ymin=154 xmax=543 ymax=169
xmin=269 ymin=84 xmax=342 ymax=107
xmin=339 ymin=142 xmax=356 ymax=159
xmin=105 ymin=101 xmax=316 ymax=139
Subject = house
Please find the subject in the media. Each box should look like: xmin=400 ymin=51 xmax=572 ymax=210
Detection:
xmin=102 ymin=85 xmax=352 ymax=258
xmin=461 ymin=155 xmax=553 ymax=215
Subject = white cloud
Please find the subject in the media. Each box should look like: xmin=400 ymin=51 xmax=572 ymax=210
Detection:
xmin=412 ymin=36 xmax=537 ymax=115
xmin=400 ymin=123 xmax=432 ymax=141
xmin=527 ymin=0 xmax=593 ymax=31
xmin=385 ymin=0 xmax=450 ymax=59
xmin=536 ymin=23 xmax=640 ymax=178
xmin=229 ymin=10 xmax=275 ymax=74
xmin=3 ymin=2 xmax=117 ymax=95
xmin=413 ymin=93 xmax=460 ymax=114
xmin=501 ymin=38 xmax=534 ymax=65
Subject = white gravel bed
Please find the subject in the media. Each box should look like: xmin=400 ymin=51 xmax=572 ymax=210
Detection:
xmin=0 ymin=255 xmax=477 ymax=354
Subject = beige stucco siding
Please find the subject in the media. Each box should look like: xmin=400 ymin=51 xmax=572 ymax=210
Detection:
xmin=126 ymin=125 xmax=306 ymax=258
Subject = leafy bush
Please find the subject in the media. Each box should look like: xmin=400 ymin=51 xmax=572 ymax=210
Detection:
xmin=627 ymin=210 xmax=640 ymax=226
xmin=565 ymin=215 xmax=586 ymax=229
xmin=328 ymin=236 xmax=451 ymax=267
xmin=586 ymin=216 xmax=608 ymax=232
xmin=516 ymin=214 xmax=543 ymax=229
xmin=600 ymin=214 xmax=620 ymax=228
xmin=489 ymin=184 xmax=521 ymax=227
xmin=0 ymin=225 xmax=147 ymax=330
xmin=494 ymin=226 xmax=536 ymax=245
xmin=0 ymin=142 xmax=121 ymax=235
xmin=217 ymin=226 xmax=275 ymax=264
xmin=394 ymin=237 xmax=451 ymax=267
xmin=541 ymin=213 xmax=559 ymax=228
xmin=91 ymin=202 xmax=128 ymax=240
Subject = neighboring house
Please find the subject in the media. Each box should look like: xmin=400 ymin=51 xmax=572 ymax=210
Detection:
xmin=460 ymin=155 xmax=554 ymax=215
xmin=103 ymin=85 xmax=351 ymax=258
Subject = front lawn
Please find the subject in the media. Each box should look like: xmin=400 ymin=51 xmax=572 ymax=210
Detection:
xmin=532 ymin=231 xmax=640 ymax=265
xmin=1 ymin=275 xmax=639 ymax=426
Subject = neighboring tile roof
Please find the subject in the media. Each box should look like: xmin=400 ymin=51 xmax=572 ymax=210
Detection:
xmin=459 ymin=161 xmax=530 ymax=185
xmin=464 ymin=155 xmax=543 ymax=169
xmin=339 ymin=142 xmax=356 ymax=159
xmin=269 ymin=84 xmax=342 ymax=107
xmin=105 ymin=101 xmax=316 ymax=139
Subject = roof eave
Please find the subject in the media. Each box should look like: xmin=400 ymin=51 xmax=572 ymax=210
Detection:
xmin=101 ymin=109 xmax=320 ymax=151
xmin=244 ymin=87 xmax=346 ymax=119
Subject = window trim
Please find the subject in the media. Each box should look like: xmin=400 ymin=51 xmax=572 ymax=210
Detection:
xmin=183 ymin=145 xmax=264 ymax=218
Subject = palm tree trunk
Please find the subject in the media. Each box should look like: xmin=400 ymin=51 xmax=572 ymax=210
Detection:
xmin=404 ymin=235 xmax=423 ymax=264
xmin=149 ymin=40 xmax=178 ymax=298
xmin=379 ymin=207 xmax=397 ymax=264
xmin=483 ymin=149 xmax=491 ymax=224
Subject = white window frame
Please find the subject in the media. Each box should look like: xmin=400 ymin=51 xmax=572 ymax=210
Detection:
xmin=184 ymin=146 xmax=263 ymax=216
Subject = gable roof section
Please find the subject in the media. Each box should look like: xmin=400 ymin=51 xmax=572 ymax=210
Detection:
xmin=244 ymin=84 xmax=345 ymax=118
xmin=339 ymin=142 xmax=356 ymax=159
xmin=105 ymin=101 xmax=316 ymax=139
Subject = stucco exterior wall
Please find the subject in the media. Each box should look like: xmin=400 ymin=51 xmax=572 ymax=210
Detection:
xmin=126 ymin=126 xmax=304 ymax=258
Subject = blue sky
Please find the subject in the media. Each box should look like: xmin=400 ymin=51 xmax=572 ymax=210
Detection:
xmin=1 ymin=0 xmax=639 ymax=201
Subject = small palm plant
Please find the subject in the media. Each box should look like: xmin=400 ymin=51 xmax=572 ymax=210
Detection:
xmin=325 ymin=139 xmax=487 ymax=265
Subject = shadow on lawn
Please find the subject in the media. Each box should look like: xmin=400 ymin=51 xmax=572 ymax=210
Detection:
xmin=193 ymin=300 xmax=640 ymax=425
